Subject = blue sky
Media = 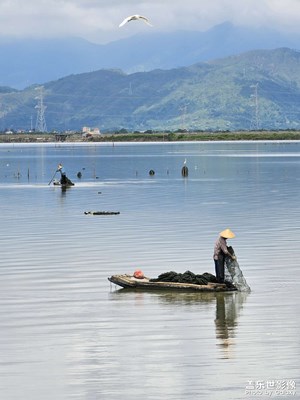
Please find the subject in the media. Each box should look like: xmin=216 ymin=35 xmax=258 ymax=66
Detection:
xmin=0 ymin=0 xmax=300 ymax=44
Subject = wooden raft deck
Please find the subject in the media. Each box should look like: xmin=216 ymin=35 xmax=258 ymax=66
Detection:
xmin=108 ymin=274 xmax=236 ymax=292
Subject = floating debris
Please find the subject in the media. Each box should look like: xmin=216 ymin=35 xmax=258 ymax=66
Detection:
xmin=84 ymin=211 xmax=120 ymax=215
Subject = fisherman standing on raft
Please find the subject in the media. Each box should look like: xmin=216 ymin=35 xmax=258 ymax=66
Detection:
xmin=57 ymin=163 xmax=74 ymax=186
xmin=213 ymin=229 xmax=236 ymax=283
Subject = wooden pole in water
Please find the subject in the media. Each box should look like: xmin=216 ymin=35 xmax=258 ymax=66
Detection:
xmin=181 ymin=159 xmax=188 ymax=177
xmin=181 ymin=165 xmax=188 ymax=177
xmin=48 ymin=170 xmax=57 ymax=185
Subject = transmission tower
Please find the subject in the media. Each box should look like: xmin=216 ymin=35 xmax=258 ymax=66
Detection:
xmin=250 ymin=83 xmax=260 ymax=130
xmin=35 ymin=86 xmax=47 ymax=132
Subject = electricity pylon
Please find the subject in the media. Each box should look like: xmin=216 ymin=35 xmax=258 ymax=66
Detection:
xmin=35 ymin=86 xmax=47 ymax=132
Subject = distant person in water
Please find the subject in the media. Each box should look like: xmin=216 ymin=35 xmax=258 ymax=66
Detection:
xmin=213 ymin=229 xmax=236 ymax=283
xmin=57 ymin=163 xmax=74 ymax=185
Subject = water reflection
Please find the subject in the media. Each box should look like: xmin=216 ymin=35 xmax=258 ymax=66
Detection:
xmin=110 ymin=289 xmax=249 ymax=359
xmin=110 ymin=288 xmax=219 ymax=305
xmin=60 ymin=185 xmax=73 ymax=195
xmin=215 ymin=292 xmax=249 ymax=359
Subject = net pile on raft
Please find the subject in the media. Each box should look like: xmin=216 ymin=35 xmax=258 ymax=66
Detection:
xmin=149 ymin=270 xmax=236 ymax=289
xmin=150 ymin=270 xmax=216 ymax=284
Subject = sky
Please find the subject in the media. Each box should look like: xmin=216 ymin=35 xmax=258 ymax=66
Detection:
xmin=0 ymin=0 xmax=300 ymax=44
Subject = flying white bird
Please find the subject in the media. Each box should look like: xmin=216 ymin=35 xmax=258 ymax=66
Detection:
xmin=119 ymin=15 xmax=153 ymax=28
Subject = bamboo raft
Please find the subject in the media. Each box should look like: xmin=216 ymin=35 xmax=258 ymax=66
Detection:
xmin=108 ymin=274 xmax=237 ymax=292
xmin=53 ymin=180 xmax=74 ymax=187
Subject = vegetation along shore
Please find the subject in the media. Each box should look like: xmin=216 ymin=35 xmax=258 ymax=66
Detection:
xmin=1 ymin=130 xmax=300 ymax=143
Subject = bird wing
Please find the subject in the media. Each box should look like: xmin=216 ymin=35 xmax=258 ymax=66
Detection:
xmin=138 ymin=15 xmax=153 ymax=26
xmin=119 ymin=16 xmax=133 ymax=27
xmin=119 ymin=14 xmax=152 ymax=28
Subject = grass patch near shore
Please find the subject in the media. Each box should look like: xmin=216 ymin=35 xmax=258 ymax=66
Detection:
xmin=1 ymin=130 xmax=300 ymax=143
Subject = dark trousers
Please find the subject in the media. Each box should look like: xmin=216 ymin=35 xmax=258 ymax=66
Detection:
xmin=214 ymin=255 xmax=225 ymax=283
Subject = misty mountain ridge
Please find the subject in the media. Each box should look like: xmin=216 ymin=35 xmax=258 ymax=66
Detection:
xmin=1 ymin=47 xmax=300 ymax=132
xmin=1 ymin=22 xmax=300 ymax=89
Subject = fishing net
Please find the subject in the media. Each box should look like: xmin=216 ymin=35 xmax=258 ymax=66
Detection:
xmin=150 ymin=271 xmax=217 ymax=285
xmin=225 ymin=247 xmax=251 ymax=292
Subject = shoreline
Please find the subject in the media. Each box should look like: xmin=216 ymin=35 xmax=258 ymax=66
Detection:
xmin=1 ymin=130 xmax=300 ymax=143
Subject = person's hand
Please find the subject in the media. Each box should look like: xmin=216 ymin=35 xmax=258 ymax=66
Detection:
xmin=231 ymin=255 xmax=236 ymax=261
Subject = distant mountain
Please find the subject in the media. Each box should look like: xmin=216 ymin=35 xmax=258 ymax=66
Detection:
xmin=1 ymin=48 xmax=300 ymax=132
xmin=1 ymin=22 xmax=300 ymax=89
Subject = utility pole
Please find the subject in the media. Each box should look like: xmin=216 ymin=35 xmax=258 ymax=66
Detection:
xmin=250 ymin=83 xmax=260 ymax=130
xmin=35 ymin=86 xmax=47 ymax=132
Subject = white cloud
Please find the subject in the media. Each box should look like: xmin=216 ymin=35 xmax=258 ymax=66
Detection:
xmin=1 ymin=0 xmax=300 ymax=43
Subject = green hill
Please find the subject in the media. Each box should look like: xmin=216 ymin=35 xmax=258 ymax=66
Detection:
xmin=1 ymin=48 xmax=300 ymax=132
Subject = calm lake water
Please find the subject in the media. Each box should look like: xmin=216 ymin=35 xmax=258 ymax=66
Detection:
xmin=0 ymin=141 xmax=299 ymax=400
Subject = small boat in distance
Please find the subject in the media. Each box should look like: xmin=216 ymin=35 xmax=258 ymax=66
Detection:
xmin=53 ymin=179 xmax=74 ymax=187
xmin=48 ymin=163 xmax=75 ymax=187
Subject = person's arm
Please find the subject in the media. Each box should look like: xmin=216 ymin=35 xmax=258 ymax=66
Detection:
xmin=220 ymin=238 xmax=235 ymax=259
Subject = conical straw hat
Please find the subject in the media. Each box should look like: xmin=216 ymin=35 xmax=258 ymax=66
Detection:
xmin=219 ymin=228 xmax=235 ymax=239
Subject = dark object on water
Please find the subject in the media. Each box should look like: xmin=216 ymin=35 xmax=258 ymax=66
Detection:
xmin=108 ymin=272 xmax=237 ymax=292
xmin=77 ymin=171 xmax=82 ymax=178
xmin=181 ymin=165 xmax=188 ymax=177
xmin=84 ymin=211 xmax=120 ymax=215
xmin=149 ymin=169 xmax=155 ymax=176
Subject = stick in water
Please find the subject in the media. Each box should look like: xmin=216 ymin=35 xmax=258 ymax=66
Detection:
xmin=48 ymin=170 xmax=57 ymax=185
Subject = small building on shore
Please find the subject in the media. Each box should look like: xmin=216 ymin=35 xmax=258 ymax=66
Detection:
xmin=82 ymin=127 xmax=101 ymax=138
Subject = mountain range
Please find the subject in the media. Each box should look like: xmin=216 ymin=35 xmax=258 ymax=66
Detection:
xmin=1 ymin=22 xmax=300 ymax=90
xmin=1 ymin=47 xmax=300 ymax=132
